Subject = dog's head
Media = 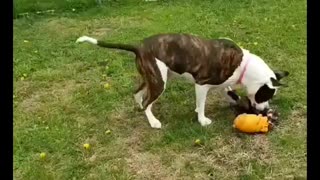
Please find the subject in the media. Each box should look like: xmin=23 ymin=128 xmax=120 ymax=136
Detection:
xmin=247 ymin=70 xmax=289 ymax=111
xmin=238 ymin=49 xmax=289 ymax=111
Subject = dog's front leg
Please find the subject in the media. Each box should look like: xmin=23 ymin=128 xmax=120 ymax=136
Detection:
xmin=195 ymin=84 xmax=212 ymax=126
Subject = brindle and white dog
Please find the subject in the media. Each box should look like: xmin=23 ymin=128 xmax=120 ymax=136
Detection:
xmin=76 ymin=33 xmax=289 ymax=129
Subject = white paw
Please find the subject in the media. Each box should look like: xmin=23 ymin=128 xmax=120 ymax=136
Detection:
xmin=149 ymin=119 xmax=162 ymax=129
xmin=199 ymin=117 xmax=212 ymax=126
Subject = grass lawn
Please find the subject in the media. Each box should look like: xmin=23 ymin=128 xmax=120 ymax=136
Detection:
xmin=14 ymin=0 xmax=306 ymax=179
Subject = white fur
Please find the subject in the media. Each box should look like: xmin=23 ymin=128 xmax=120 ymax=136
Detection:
xmin=241 ymin=49 xmax=277 ymax=93
xmin=145 ymin=103 xmax=162 ymax=128
xmin=239 ymin=49 xmax=278 ymax=110
xmin=195 ymin=84 xmax=212 ymax=126
xmin=155 ymin=59 xmax=168 ymax=86
xmin=76 ymin=36 xmax=98 ymax=45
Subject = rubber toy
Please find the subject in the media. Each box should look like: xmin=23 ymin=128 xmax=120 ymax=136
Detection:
xmin=233 ymin=114 xmax=270 ymax=133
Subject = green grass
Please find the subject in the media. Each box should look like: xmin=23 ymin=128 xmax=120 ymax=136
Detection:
xmin=14 ymin=0 xmax=306 ymax=179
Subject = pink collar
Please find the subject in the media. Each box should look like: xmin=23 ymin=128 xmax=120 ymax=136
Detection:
xmin=237 ymin=58 xmax=250 ymax=84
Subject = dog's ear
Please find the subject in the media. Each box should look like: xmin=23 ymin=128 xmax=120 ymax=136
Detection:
xmin=270 ymin=77 xmax=287 ymax=87
xmin=274 ymin=70 xmax=289 ymax=80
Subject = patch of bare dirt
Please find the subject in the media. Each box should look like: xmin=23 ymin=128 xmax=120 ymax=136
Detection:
xmin=126 ymin=152 xmax=173 ymax=180
xmin=19 ymin=80 xmax=79 ymax=113
xmin=92 ymin=28 xmax=114 ymax=37
xmin=287 ymin=109 xmax=306 ymax=128
xmin=249 ymin=135 xmax=279 ymax=165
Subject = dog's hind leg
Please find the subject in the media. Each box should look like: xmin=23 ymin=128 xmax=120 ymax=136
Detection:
xmin=134 ymin=82 xmax=146 ymax=109
xmin=142 ymin=58 xmax=168 ymax=129
xmin=195 ymin=84 xmax=212 ymax=126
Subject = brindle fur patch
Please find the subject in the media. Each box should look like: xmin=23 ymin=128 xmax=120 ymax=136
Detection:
xmin=138 ymin=34 xmax=243 ymax=85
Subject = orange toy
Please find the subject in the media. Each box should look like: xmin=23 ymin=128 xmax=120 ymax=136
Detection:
xmin=233 ymin=114 xmax=270 ymax=133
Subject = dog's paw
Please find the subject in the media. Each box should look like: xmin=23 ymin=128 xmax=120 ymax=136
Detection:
xmin=149 ymin=119 xmax=162 ymax=129
xmin=199 ymin=117 xmax=212 ymax=126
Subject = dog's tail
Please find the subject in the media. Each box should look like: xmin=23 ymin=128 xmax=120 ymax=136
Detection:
xmin=76 ymin=36 xmax=139 ymax=55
